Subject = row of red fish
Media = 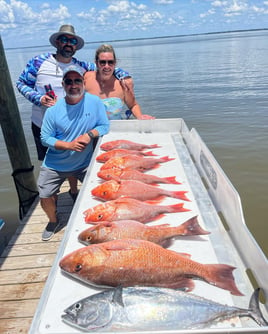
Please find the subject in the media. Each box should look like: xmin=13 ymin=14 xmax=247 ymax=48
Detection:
xmin=59 ymin=139 xmax=243 ymax=296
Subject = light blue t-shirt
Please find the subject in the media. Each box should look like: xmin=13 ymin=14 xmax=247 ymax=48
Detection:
xmin=41 ymin=92 xmax=109 ymax=172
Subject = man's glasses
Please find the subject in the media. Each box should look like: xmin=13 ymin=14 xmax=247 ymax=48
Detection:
xmin=57 ymin=36 xmax=78 ymax=46
xmin=64 ymin=78 xmax=83 ymax=85
xmin=98 ymin=60 xmax=115 ymax=66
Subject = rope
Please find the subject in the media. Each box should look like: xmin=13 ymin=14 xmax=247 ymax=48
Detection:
xmin=12 ymin=166 xmax=39 ymax=219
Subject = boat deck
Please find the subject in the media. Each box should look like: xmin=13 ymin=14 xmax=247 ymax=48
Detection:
xmin=0 ymin=181 xmax=77 ymax=334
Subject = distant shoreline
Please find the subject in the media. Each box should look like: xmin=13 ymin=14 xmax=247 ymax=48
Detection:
xmin=4 ymin=28 xmax=268 ymax=51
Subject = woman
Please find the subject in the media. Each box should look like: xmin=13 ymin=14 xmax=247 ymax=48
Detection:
xmin=84 ymin=44 xmax=154 ymax=120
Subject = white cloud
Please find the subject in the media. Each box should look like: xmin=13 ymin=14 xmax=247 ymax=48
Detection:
xmin=223 ymin=0 xmax=248 ymax=17
xmin=200 ymin=9 xmax=215 ymax=18
xmin=0 ymin=1 xmax=70 ymax=27
xmin=0 ymin=0 xmax=15 ymax=27
xmin=140 ymin=11 xmax=163 ymax=26
xmin=153 ymin=0 xmax=174 ymax=4
xmin=251 ymin=5 xmax=268 ymax=14
xmin=211 ymin=1 xmax=228 ymax=7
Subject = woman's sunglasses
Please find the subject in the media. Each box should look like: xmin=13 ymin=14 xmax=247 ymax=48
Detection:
xmin=98 ymin=60 xmax=115 ymax=66
xmin=57 ymin=35 xmax=78 ymax=46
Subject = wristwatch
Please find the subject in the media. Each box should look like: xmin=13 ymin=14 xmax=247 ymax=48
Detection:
xmin=87 ymin=131 xmax=95 ymax=139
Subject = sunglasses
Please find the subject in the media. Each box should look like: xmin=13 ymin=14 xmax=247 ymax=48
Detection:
xmin=57 ymin=35 xmax=78 ymax=46
xmin=64 ymin=78 xmax=83 ymax=85
xmin=98 ymin=60 xmax=115 ymax=66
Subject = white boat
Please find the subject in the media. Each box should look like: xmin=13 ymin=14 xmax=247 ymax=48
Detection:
xmin=29 ymin=118 xmax=268 ymax=334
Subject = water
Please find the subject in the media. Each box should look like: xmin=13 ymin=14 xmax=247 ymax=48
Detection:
xmin=1 ymin=30 xmax=267 ymax=256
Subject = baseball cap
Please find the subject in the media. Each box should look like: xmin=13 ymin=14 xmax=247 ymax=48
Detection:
xmin=62 ymin=65 xmax=86 ymax=78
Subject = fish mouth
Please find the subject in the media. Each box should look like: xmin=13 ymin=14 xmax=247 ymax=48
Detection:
xmin=62 ymin=311 xmax=76 ymax=323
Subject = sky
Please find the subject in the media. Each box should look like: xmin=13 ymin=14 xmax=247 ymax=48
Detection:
xmin=0 ymin=0 xmax=268 ymax=49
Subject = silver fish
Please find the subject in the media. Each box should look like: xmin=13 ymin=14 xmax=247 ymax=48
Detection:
xmin=62 ymin=286 xmax=268 ymax=332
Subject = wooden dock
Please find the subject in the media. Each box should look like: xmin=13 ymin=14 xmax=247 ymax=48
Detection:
xmin=0 ymin=182 xmax=76 ymax=334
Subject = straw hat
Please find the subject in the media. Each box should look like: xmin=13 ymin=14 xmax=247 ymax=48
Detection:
xmin=49 ymin=25 xmax=84 ymax=50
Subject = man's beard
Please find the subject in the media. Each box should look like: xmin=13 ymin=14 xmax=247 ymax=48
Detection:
xmin=66 ymin=89 xmax=85 ymax=100
xmin=58 ymin=46 xmax=75 ymax=58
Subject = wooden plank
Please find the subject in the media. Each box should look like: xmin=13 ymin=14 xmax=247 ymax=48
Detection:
xmin=0 ymin=180 xmax=77 ymax=334
xmin=15 ymin=223 xmax=49 ymax=234
xmin=0 ymin=299 xmax=39 ymax=319
xmin=1 ymin=241 xmax=61 ymax=257
xmin=18 ymin=211 xmax=72 ymax=227
xmin=0 ymin=282 xmax=45 ymax=301
xmin=7 ymin=230 xmax=64 ymax=245
xmin=0 ymin=318 xmax=32 ymax=334
xmin=0 ymin=267 xmax=49 ymax=285
xmin=0 ymin=253 xmax=55 ymax=270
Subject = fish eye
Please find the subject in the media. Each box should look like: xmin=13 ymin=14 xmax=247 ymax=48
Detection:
xmin=97 ymin=214 xmax=103 ymax=220
xmin=103 ymin=191 xmax=107 ymax=195
xmin=87 ymin=236 xmax=92 ymax=241
xmin=75 ymin=263 xmax=82 ymax=272
xmin=75 ymin=303 xmax=82 ymax=310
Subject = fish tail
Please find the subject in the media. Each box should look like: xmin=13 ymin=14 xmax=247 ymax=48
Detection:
xmin=205 ymin=264 xmax=243 ymax=296
xmin=172 ymin=191 xmax=190 ymax=201
xmin=159 ymin=156 xmax=175 ymax=163
xmin=177 ymin=216 xmax=210 ymax=236
xmin=168 ymin=203 xmax=190 ymax=213
xmin=144 ymin=150 xmax=158 ymax=156
xmin=162 ymin=176 xmax=181 ymax=184
xmin=248 ymin=288 xmax=268 ymax=326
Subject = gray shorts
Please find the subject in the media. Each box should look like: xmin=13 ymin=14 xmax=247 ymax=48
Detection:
xmin=38 ymin=166 xmax=87 ymax=198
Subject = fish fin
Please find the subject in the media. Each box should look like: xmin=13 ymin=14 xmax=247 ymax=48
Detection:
xmin=148 ymin=195 xmax=166 ymax=202
xmin=160 ymin=156 xmax=175 ymax=162
xmin=112 ymin=286 xmax=125 ymax=307
xmin=169 ymin=203 xmax=190 ymax=213
xmin=140 ymin=164 xmax=160 ymax=171
xmin=145 ymin=199 xmax=165 ymax=205
xmin=158 ymin=278 xmax=195 ymax=292
xmin=151 ymin=214 xmax=166 ymax=222
xmin=172 ymin=191 xmax=191 ymax=201
xmin=178 ymin=252 xmax=192 ymax=258
xmin=163 ymin=176 xmax=181 ymax=184
xmin=149 ymin=144 xmax=161 ymax=149
xmin=248 ymin=288 xmax=268 ymax=326
xmin=178 ymin=216 xmax=210 ymax=236
xmin=144 ymin=150 xmax=158 ymax=156
xmin=154 ymin=223 xmax=172 ymax=228
xmin=205 ymin=264 xmax=243 ymax=296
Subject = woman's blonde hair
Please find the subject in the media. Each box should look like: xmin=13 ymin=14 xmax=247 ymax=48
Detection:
xmin=95 ymin=44 xmax=117 ymax=63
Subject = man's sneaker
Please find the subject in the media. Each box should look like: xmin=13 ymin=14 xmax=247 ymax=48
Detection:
xmin=42 ymin=222 xmax=59 ymax=241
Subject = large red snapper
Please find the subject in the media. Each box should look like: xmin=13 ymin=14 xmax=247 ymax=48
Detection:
xmin=59 ymin=239 xmax=243 ymax=295
xmin=97 ymin=168 xmax=181 ymax=184
xmin=100 ymin=140 xmax=161 ymax=151
xmin=100 ymin=155 xmax=174 ymax=171
xmin=83 ymin=198 xmax=190 ymax=223
xmin=96 ymin=149 xmax=157 ymax=163
xmin=91 ymin=179 xmax=190 ymax=202
xmin=78 ymin=216 xmax=210 ymax=246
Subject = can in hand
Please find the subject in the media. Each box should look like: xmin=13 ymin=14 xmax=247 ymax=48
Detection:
xmin=44 ymin=84 xmax=56 ymax=99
